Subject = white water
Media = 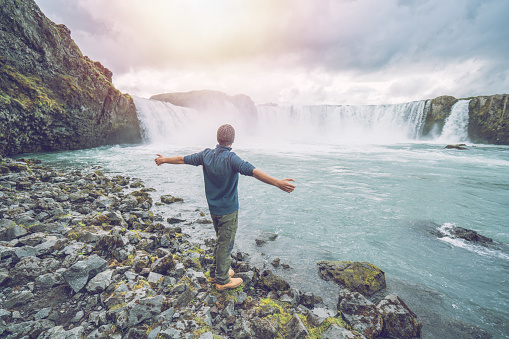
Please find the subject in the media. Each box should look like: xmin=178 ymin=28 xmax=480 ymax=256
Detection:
xmin=438 ymin=100 xmax=471 ymax=143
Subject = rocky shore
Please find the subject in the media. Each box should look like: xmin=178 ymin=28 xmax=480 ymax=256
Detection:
xmin=0 ymin=157 xmax=423 ymax=338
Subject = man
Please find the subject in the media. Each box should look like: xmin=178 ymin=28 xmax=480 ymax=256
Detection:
xmin=155 ymin=124 xmax=295 ymax=291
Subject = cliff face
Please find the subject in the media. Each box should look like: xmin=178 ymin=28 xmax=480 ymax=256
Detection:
xmin=468 ymin=94 xmax=509 ymax=144
xmin=0 ymin=0 xmax=141 ymax=157
xmin=421 ymin=94 xmax=509 ymax=144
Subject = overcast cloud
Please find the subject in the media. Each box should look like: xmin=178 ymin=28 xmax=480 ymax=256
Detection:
xmin=35 ymin=0 xmax=509 ymax=105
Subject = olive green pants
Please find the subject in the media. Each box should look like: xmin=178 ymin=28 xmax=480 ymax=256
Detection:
xmin=210 ymin=210 xmax=238 ymax=285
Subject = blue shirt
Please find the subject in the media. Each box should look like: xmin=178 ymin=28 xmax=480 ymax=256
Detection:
xmin=184 ymin=145 xmax=255 ymax=215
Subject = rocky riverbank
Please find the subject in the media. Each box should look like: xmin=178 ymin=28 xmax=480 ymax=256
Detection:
xmin=0 ymin=157 xmax=424 ymax=338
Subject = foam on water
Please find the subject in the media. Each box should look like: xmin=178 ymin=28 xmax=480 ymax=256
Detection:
xmin=437 ymin=223 xmax=509 ymax=260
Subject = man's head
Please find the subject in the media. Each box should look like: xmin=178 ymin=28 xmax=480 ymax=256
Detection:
xmin=217 ymin=124 xmax=235 ymax=146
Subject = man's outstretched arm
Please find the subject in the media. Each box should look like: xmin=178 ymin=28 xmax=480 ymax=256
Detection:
xmin=155 ymin=154 xmax=185 ymax=166
xmin=252 ymin=168 xmax=296 ymax=193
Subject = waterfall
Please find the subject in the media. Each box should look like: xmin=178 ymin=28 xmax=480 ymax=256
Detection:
xmin=255 ymin=100 xmax=428 ymax=143
xmin=438 ymin=100 xmax=471 ymax=143
xmin=134 ymin=96 xmax=462 ymax=145
xmin=133 ymin=96 xmax=250 ymax=146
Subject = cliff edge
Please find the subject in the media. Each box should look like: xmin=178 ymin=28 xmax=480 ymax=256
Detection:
xmin=0 ymin=0 xmax=141 ymax=157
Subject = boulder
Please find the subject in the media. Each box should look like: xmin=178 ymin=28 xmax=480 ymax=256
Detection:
xmin=286 ymin=314 xmax=309 ymax=338
xmin=376 ymin=294 xmax=422 ymax=338
xmin=258 ymin=270 xmax=290 ymax=291
xmin=116 ymin=295 xmax=164 ymax=329
xmin=317 ymin=261 xmax=386 ymax=296
xmin=320 ymin=324 xmax=366 ymax=339
xmin=62 ymin=254 xmax=108 ymax=292
xmin=86 ymin=269 xmax=114 ymax=293
xmin=337 ymin=289 xmax=383 ymax=339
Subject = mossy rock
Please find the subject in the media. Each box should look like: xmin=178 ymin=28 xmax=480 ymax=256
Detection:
xmin=317 ymin=260 xmax=386 ymax=296
xmin=258 ymin=270 xmax=290 ymax=292
xmin=160 ymin=195 xmax=184 ymax=204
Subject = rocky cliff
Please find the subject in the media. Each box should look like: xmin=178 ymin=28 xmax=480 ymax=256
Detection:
xmin=421 ymin=94 xmax=509 ymax=144
xmin=0 ymin=0 xmax=141 ymax=157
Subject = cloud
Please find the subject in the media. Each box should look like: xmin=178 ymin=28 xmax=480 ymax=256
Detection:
xmin=34 ymin=0 xmax=509 ymax=104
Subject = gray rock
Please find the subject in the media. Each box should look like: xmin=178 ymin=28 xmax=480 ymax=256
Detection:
xmin=17 ymin=232 xmax=46 ymax=246
xmin=38 ymin=325 xmax=84 ymax=339
xmin=35 ymin=239 xmax=65 ymax=256
xmin=158 ymin=327 xmax=182 ymax=339
xmin=320 ymin=324 xmax=366 ymax=339
xmin=198 ymin=332 xmax=214 ymax=339
xmin=12 ymin=246 xmax=36 ymax=261
xmin=337 ymin=289 xmax=383 ymax=339
xmin=86 ymin=324 xmax=114 ymax=339
xmin=0 ymin=245 xmax=14 ymax=259
xmin=307 ymin=307 xmax=336 ymax=327
xmin=147 ymin=326 xmax=161 ymax=339
xmin=88 ymin=310 xmax=108 ymax=327
xmin=232 ymin=319 xmax=252 ymax=339
xmin=4 ymin=225 xmax=28 ymax=241
xmin=35 ymin=272 xmax=65 ymax=290
xmin=147 ymin=271 xmax=164 ymax=284
xmin=116 ymin=295 xmax=164 ymax=329
xmin=63 ymin=254 xmax=108 ymax=293
xmin=286 ymin=313 xmax=309 ymax=338
xmin=71 ymin=310 xmax=85 ymax=323
xmin=34 ymin=307 xmax=52 ymax=320
xmin=186 ymin=268 xmax=207 ymax=284
xmin=3 ymin=291 xmax=33 ymax=308
xmin=0 ymin=309 xmax=11 ymax=320
xmin=86 ymin=269 xmax=114 ymax=293
xmin=251 ymin=316 xmax=278 ymax=339
xmin=156 ymin=307 xmax=175 ymax=323
xmin=6 ymin=319 xmax=55 ymax=338
xmin=376 ymin=294 xmax=422 ymax=339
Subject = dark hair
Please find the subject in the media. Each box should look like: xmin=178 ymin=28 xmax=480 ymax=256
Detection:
xmin=217 ymin=124 xmax=235 ymax=146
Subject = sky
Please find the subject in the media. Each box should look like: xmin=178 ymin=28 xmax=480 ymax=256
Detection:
xmin=35 ymin=0 xmax=509 ymax=105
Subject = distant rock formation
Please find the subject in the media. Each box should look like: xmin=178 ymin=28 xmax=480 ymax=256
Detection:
xmin=151 ymin=90 xmax=257 ymax=117
xmin=0 ymin=0 xmax=141 ymax=157
xmin=422 ymin=94 xmax=509 ymax=144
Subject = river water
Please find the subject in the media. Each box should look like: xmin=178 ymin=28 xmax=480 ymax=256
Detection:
xmin=16 ymin=97 xmax=509 ymax=338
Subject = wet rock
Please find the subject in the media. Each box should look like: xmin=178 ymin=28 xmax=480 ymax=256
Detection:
xmin=255 ymin=232 xmax=278 ymax=246
xmin=445 ymin=144 xmax=468 ymax=150
xmin=258 ymin=270 xmax=290 ymax=291
xmin=434 ymin=224 xmax=494 ymax=246
xmin=317 ymin=260 xmax=386 ymax=296
xmin=337 ymin=289 xmax=383 ymax=339
xmin=376 ymin=294 xmax=422 ymax=339
xmin=160 ymin=195 xmax=184 ymax=204
xmin=300 ymin=291 xmax=323 ymax=309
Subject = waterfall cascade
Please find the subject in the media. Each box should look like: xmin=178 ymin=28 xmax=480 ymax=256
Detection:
xmin=134 ymin=96 xmax=470 ymax=145
xmin=438 ymin=100 xmax=471 ymax=143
